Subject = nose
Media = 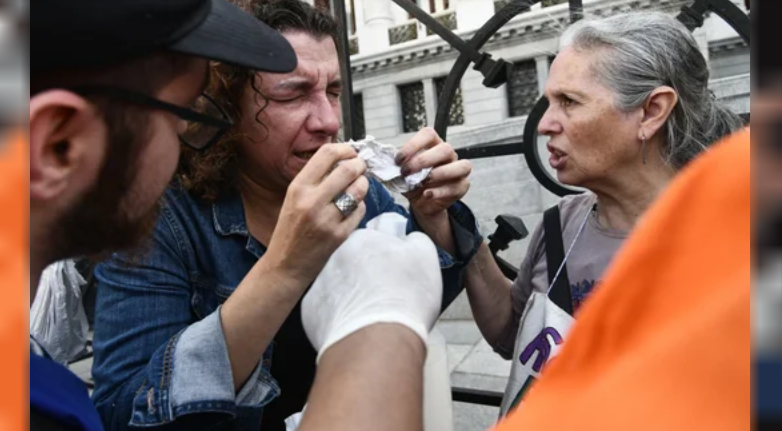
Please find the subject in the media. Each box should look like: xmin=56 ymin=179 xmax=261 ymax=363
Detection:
xmin=306 ymin=94 xmax=341 ymax=138
xmin=538 ymin=104 xmax=562 ymax=137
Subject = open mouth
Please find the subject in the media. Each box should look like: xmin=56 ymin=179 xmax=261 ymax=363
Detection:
xmin=294 ymin=150 xmax=317 ymax=161
xmin=548 ymin=146 xmax=568 ymax=169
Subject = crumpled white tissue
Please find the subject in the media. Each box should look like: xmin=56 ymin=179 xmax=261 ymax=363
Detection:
xmin=349 ymin=135 xmax=431 ymax=194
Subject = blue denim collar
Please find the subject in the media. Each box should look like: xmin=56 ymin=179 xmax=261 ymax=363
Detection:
xmin=211 ymin=191 xmax=249 ymax=238
xmin=211 ymin=190 xmax=268 ymax=258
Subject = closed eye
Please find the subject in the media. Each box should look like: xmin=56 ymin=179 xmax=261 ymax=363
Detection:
xmin=268 ymin=94 xmax=303 ymax=103
xmin=328 ymin=79 xmax=343 ymax=99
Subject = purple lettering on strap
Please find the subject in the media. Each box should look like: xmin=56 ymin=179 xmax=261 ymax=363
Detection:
xmin=519 ymin=327 xmax=564 ymax=373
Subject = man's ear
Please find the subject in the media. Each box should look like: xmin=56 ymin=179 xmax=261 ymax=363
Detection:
xmin=640 ymin=86 xmax=679 ymax=142
xmin=29 ymin=90 xmax=106 ymax=203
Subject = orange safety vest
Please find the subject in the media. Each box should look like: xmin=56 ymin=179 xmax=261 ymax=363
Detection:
xmin=0 ymin=131 xmax=28 ymax=430
xmin=494 ymin=129 xmax=751 ymax=431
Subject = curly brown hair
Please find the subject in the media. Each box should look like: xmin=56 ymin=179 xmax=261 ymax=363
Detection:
xmin=177 ymin=0 xmax=341 ymax=202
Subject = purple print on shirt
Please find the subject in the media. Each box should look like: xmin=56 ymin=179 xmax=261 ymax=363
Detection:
xmin=571 ymin=279 xmax=600 ymax=311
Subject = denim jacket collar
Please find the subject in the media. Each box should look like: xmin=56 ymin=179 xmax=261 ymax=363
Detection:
xmin=211 ymin=191 xmax=269 ymax=258
xmin=211 ymin=191 xmax=250 ymax=238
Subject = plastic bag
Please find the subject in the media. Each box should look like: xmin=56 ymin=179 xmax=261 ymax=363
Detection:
xmin=30 ymin=260 xmax=90 ymax=364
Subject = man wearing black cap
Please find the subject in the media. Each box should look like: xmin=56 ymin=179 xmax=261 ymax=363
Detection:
xmin=30 ymin=1 xmax=296 ymax=430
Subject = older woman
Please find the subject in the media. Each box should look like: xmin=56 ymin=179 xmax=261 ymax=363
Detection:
xmin=464 ymin=11 xmax=744 ymax=414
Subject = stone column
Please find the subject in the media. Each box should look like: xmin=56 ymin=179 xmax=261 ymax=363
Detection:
xmin=357 ymin=0 xmax=393 ymax=55
xmin=423 ymin=78 xmax=438 ymax=128
xmin=694 ymin=27 xmax=710 ymax=67
xmin=535 ymin=55 xmax=550 ymax=96
xmin=456 ymin=0 xmax=495 ymax=32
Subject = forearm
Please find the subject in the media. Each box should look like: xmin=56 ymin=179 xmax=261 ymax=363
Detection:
xmin=300 ymin=324 xmax=426 ymax=431
xmin=413 ymin=209 xmax=457 ymax=256
xmin=221 ymin=258 xmax=309 ymax=391
xmin=464 ymin=242 xmax=514 ymax=348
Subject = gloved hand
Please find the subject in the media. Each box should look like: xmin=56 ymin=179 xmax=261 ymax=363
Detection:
xmin=302 ymin=213 xmax=443 ymax=362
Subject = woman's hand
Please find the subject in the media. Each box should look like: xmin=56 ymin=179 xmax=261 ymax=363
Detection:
xmin=265 ymin=144 xmax=369 ymax=286
xmin=399 ymin=128 xmax=472 ymax=219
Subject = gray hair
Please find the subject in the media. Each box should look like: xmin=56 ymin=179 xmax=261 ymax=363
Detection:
xmin=560 ymin=12 xmax=744 ymax=170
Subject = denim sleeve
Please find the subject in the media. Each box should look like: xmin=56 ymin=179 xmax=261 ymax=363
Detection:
xmin=91 ymin=209 xmax=278 ymax=431
xmin=372 ymin=183 xmax=482 ymax=309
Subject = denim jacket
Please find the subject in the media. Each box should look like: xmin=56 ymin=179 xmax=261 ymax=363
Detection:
xmin=91 ymin=179 xmax=481 ymax=431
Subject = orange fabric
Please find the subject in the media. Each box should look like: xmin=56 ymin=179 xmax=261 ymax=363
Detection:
xmin=0 ymin=131 xmax=28 ymax=430
xmin=495 ymin=129 xmax=751 ymax=431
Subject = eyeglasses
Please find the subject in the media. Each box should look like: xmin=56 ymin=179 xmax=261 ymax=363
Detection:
xmin=71 ymin=86 xmax=232 ymax=151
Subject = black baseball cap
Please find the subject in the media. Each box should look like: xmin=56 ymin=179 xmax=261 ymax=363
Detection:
xmin=33 ymin=0 xmax=297 ymax=73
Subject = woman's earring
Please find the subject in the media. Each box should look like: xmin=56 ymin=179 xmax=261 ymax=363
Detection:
xmin=642 ymin=132 xmax=648 ymax=165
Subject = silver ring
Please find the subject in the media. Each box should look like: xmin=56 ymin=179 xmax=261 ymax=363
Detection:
xmin=333 ymin=193 xmax=359 ymax=217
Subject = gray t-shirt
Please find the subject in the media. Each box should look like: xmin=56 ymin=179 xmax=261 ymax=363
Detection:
xmin=495 ymin=193 xmax=628 ymax=358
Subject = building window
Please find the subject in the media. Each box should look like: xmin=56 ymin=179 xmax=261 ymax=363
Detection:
xmin=391 ymin=0 xmax=456 ymax=45
xmin=390 ymin=21 xmax=418 ymax=45
xmin=407 ymin=0 xmax=449 ymax=16
xmin=348 ymin=0 xmax=357 ymax=35
xmin=347 ymin=0 xmax=359 ymax=55
xmin=429 ymin=0 xmax=451 ymax=12
xmin=406 ymin=0 xmax=416 ymax=19
xmin=427 ymin=10 xmax=457 ymax=36
xmin=507 ymin=60 xmax=539 ymax=118
xmin=434 ymin=77 xmax=465 ymax=126
xmin=352 ymin=93 xmax=366 ymax=139
xmin=399 ymin=82 xmax=428 ymax=133
xmin=348 ymin=36 xmax=359 ymax=55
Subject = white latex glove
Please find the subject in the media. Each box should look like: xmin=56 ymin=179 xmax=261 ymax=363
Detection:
xmin=302 ymin=213 xmax=443 ymax=362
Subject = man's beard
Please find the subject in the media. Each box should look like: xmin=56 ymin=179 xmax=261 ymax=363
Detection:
xmin=54 ymin=180 xmax=161 ymax=263
xmin=50 ymin=106 xmax=161 ymax=263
